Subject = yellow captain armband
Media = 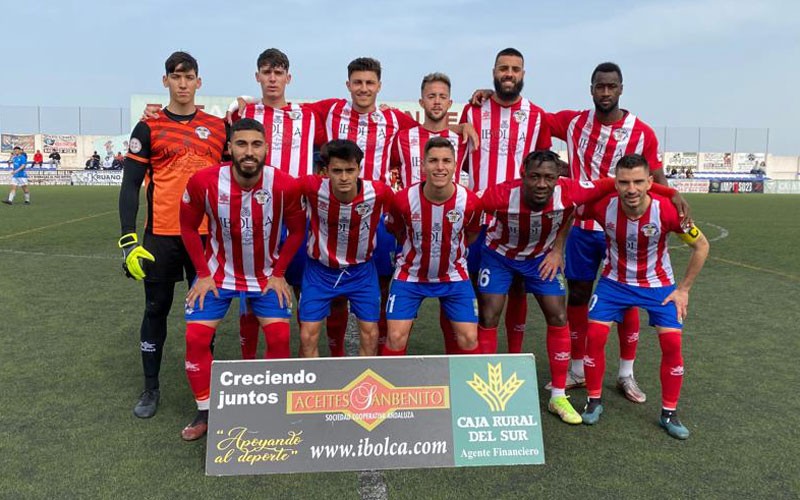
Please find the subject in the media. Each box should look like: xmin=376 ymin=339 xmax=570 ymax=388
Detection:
xmin=678 ymin=225 xmax=703 ymax=244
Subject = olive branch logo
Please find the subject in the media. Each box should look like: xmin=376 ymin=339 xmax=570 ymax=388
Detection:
xmin=467 ymin=363 xmax=525 ymax=412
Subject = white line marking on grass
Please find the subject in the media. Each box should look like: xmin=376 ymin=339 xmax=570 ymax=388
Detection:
xmin=0 ymin=210 xmax=116 ymax=240
xmin=0 ymin=248 xmax=116 ymax=260
xmin=669 ymin=221 xmax=729 ymax=250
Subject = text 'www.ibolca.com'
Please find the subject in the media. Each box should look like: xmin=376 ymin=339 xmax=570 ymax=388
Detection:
xmin=310 ymin=437 xmax=448 ymax=459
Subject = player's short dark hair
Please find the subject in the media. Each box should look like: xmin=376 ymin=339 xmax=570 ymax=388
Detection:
xmin=420 ymin=72 xmax=451 ymax=94
xmin=495 ymin=48 xmax=524 ymax=64
xmin=591 ymin=62 xmax=623 ymax=84
xmin=230 ymin=117 xmax=265 ymax=136
xmin=165 ymin=51 xmax=198 ymax=75
xmin=257 ymin=48 xmax=290 ymax=71
xmin=522 ymin=150 xmax=561 ymax=174
xmin=616 ymin=153 xmax=649 ymax=172
xmin=13 ymin=146 xmax=21 ymax=150
xmin=348 ymin=57 xmax=382 ymax=80
xmin=320 ymin=140 xmax=364 ymax=166
xmin=424 ymin=136 xmax=455 ymax=159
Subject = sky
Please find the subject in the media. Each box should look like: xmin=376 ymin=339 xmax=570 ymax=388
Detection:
xmin=2 ymin=0 xmax=799 ymax=154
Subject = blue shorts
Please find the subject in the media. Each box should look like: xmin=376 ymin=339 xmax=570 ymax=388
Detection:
xmin=466 ymin=226 xmax=487 ymax=275
xmin=589 ymin=278 xmax=682 ymax=329
xmin=185 ymin=287 xmax=292 ymax=322
xmin=478 ymin=247 xmax=565 ymax=296
xmin=373 ymin=215 xmax=398 ymax=277
xmin=299 ymin=259 xmax=381 ymax=322
xmin=281 ymin=220 xmax=309 ymax=287
xmin=387 ymin=279 xmax=478 ymax=323
xmin=565 ymin=226 xmax=606 ymax=282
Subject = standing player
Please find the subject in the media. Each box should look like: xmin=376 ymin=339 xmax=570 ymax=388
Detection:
xmin=382 ymin=137 xmax=482 ymax=356
xmin=298 ymin=140 xmax=393 ymax=357
xmin=547 ymin=62 xmax=687 ymax=402
xmin=478 ymin=150 xmax=680 ymax=424
xmin=118 ymin=52 xmax=227 ymax=418
xmin=2 ymin=147 xmax=30 ymax=205
xmin=390 ymin=72 xmax=466 ymax=353
xmin=579 ymin=154 xmax=708 ymax=439
xmin=179 ymin=118 xmax=305 ymax=440
xmin=461 ymin=48 xmax=552 ymax=354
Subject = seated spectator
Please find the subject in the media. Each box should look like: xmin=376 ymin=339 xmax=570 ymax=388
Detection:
xmin=686 ymin=168 xmax=694 ymax=179
xmin=48 ymin=151 xmax=61 ymax=167
xmin=33 ymin=150 xmax=43 ymax=167
xmin=668 ymin=167 xmax=678 ymax=178
xmin=85 ymin=151 xmax=101 ymax=170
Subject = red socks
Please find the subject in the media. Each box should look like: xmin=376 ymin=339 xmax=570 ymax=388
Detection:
xmin=618 ymin=307 xmax=640 ymax=362
xmin=326 ymin=298 xmax=349 ymax=357
xmin=546 ymin=325 xmax=571 ymax=390
xmin=505 ymin=290 xmax=527 ymax=353
xmin=567 ymin=304 xmax=589 ymax=362
xmin=659 ymin=330 xmax=684 ymax=410
xmin=238 ymin=312 xmax=260 ymax=360
xmin=478 ymin=325 xmax=498 ymax=354
xmin=185 ymin=323 xmax=216 ymax=404
xmin=380 ymin=344 xmax=407 ymax=356
xmin=584 ymin=322 xmax=611 ymax=399
xmin=440 ymin=305 xmax=461 ymax=354
xmin=263 ymin=322 xmax=290 ymax=359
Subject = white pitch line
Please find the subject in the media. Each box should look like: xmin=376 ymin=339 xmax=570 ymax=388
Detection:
xmin=0 ymin=210 xmax=117 ymax=240
xmin=0 ymin=248 xmax=116 ymax=260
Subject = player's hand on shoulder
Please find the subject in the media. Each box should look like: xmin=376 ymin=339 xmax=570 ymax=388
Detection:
xmin=470 ymin=89 xmax=493 ymax=106
xmin=671 ymin=193 xmax=691 ymax=226
xmin=118 ymin=233 xmax=155 ymax=280
xmin=140 ymin=105 xmax=161 ymax=122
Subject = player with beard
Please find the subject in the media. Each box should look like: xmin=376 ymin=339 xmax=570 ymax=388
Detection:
xmin=547 ymin=63 xmax=688 ymax=402
xmin=579 ymin=154 xmax=707 ymax=440
xmin=461 ymin=48 xmax=552 ymax=355
xmin=178 ymin=118 xmax=304 ymax=440
xmin=390 ymin=72 xmax=467 ymax=353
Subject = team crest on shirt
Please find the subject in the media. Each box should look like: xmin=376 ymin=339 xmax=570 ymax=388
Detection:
xmin=446 ymin=209 xmax=463 ymax=224
xmin=182 ymin=189 xmax=190 ymax=204
xmin=545 ymin=212 xmax=558 ymax=220
xmin=355 ymin=202 xmax=372 ymax=217
xmin=254 ymin=189 xmax=271 ymax=205
xmin=613 ymin=128 xmax=629 ymax=141
xmin=129 ymin=138 xmax=142 ymax=154
xmin=288 ymin=110 xmax=301 ymax=120
xmin=195 ymin=126 xmax=211 ymax=140
xmin=513 ymin=110 xmax=528 ymax=123
xmin=641 ymin=223 xmax=660 ymax=237
xmin=370 ymin=111 xmax=384 ymax=123
xmin=219 ymin=193 xmax=230 ymax=205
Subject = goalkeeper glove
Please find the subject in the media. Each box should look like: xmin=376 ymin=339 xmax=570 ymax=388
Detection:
xmin=118 ymin=233 xmax=155 ymax=280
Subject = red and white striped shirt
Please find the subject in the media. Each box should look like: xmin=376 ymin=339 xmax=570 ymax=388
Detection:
xmin=585 ymin=192 xmax=685 ymax=287
xmin=235 ymin=102 xmax=324 ymax=177
xmin=548 ymin=109 xmax=661 ymax=231
xmin=387 ymin=183 xmax=482 ymax=283
xmin=180 ymin=163 xmax=304 ymax=291
xmin=459 ymin=98 xmax=551 ymax=192
xmin=481 ymin=178 xmax=616 ymax=260
xmin=390 ymin=126 xmax=466 ymax=190
xmin=309 ymin=99 xmax=418 ymax=185
xmin=298 ymin=175 xmax=393 ymax=268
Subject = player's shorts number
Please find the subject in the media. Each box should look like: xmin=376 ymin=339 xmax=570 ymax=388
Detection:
xmin=386 ymin=293 xmax=396 ymax=314
xmin=588 ymin=294 xmax=599 ymax=312
xmin=479 ymin=268 xmax=491 ymax=288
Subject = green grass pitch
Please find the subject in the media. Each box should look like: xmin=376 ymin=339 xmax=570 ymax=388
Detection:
xmin=0 ymin=187 xmax=798 ymax=498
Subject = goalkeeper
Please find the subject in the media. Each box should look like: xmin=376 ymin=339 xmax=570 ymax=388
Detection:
xmin=117 ymin=51 xmax=227 ymax=419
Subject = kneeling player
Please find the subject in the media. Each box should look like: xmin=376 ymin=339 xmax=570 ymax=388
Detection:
xmin=298 ymin=140 xmax=393 ymax=357
xmin=178 ymin=119 xmax=304 ymax=440
xmin=382 ymin=137 xmax=482 ymax=355
xmin=579 ymin=154 xmax=709 ymax=439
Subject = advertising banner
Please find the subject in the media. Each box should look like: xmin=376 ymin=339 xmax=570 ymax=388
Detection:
xmin=664 ymin=152 xmax=698 ymax=169
xmin=43 ymin=134 xmax=78 ymax=154
xmin=698 ymin=152 xmax=733 ymax=172
xmin=70 ymin=171 xmax=123 ymax=186
xmin=667 ymin=179 xmax=710 ymax=193
xmin=733 ymin=153 xmax=766 ymax=172
xmin=1 ymin=134 xmax=35 ymax=153
xmin=708 ymin=180 xmax=764 ymax=194
xmin=205 ymin=355 xmax=544 ymax=476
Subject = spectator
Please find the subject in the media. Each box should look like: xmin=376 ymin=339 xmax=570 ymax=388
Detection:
xmin=48 ymin=151 xmax=61 ymax=168
xmin=686 ymin=167 xmax=694 ymax=179
xmin=32 ymin=150 xmax=43 ymax=167
xmin=86 ymin=151 xmax=101 ymax=170
xmin=669 ymin=167 xmax=678 ymax=178
xmin=112 ymin=152 xmax=124 ymax=170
